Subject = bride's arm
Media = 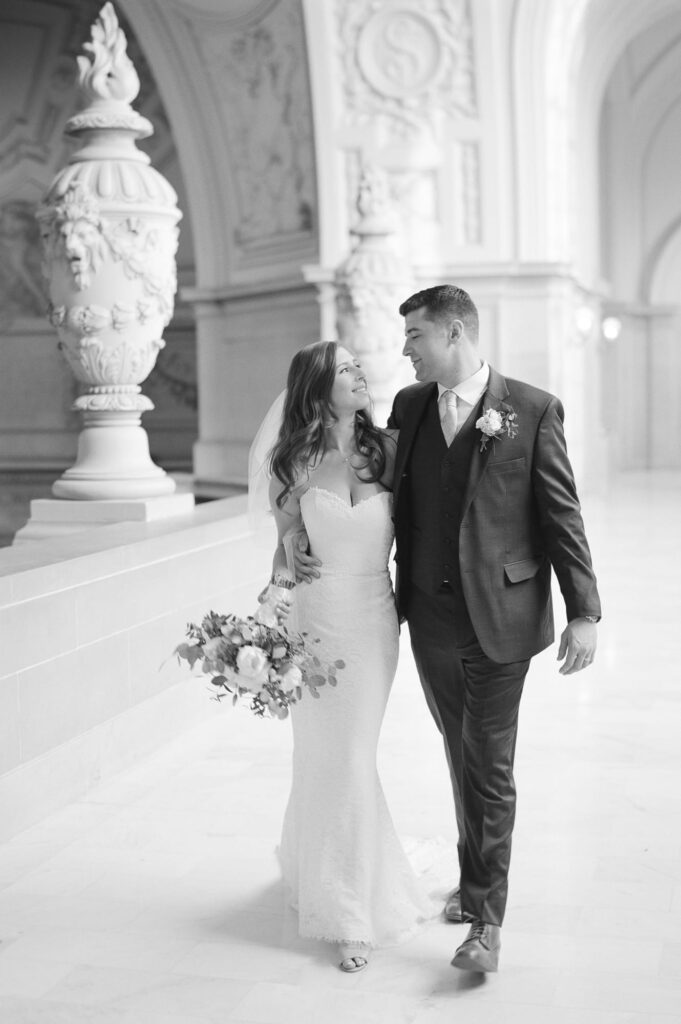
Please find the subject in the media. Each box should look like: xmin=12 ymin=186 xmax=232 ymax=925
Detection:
xmin=268 ymin=475 xmax=302 ymax=583
xmin=269 ymin=474 xmax=321 ymax=584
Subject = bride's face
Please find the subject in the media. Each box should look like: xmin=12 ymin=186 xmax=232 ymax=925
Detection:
xmin=329 ymin=346 xmax=370 ymax=415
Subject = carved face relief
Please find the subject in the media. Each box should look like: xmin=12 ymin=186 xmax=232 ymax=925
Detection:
xmin=60 ymin=216 xmax=108 ymax=290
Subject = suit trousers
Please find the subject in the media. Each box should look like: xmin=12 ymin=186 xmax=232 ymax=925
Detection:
xmin=406 ymin=583 xmax=530 ymax=927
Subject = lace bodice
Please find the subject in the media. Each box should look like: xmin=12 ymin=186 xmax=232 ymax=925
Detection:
xmin=299 ymin=487 xmax=393 ymax=576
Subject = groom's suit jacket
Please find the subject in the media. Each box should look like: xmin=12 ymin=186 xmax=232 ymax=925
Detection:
xmin=387 ymin=366 xmax=601 ymax=663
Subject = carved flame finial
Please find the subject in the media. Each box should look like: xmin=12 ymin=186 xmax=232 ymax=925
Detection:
xmin=76 ymin=2 xmax=140 ymax=104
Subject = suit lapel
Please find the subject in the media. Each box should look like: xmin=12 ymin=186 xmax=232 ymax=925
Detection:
xmin=393 ymin=383 xmax=436 ymax=507
xmin=461 ymin=366 xmax=510 ymax=518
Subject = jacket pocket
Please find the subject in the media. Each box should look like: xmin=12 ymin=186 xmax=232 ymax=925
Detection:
xmin=504 ymin=556 xmax=543 ymax=583
xmin=489 ymin=457 xmax=526 ymax=475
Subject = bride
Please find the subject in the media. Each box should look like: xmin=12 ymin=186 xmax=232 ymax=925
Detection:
xmin=256 ymin=341 xmax=432 ymax=972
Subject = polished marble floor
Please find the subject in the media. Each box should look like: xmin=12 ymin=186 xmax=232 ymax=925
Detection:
xmin=1 ymin=470 xmax=680 ymax=1024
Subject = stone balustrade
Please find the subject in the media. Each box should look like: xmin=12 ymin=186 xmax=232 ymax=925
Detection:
xmin=0 ymin=499 xmax=273 ymax=842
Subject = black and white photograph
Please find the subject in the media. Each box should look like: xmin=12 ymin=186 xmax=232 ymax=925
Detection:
xmin=0 ymin=1 xmax=679 ymax=1022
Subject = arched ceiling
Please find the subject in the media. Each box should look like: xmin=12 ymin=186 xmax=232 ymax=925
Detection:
xmin=512 ymin=0 xmax=681 ymax=288
xmin=601 ymin=16 xmax=681 ymax=302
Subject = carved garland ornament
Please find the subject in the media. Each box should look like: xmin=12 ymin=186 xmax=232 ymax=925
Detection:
xmin=199 ymin=0 xmax=316 ymax=245
xmin=38 ymin=184 xmax=177 ymax=321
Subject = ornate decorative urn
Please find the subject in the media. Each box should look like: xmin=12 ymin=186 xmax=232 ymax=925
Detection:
xmin=37 ymin=2 xmax=181 ymax=499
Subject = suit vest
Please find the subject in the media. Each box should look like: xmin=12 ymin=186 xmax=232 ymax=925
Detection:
xmin=408 ymin=391 xmax=485 ymax=596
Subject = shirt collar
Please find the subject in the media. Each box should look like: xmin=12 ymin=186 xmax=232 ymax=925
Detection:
xmin=437 ymin=362 xmax=490 ymax=405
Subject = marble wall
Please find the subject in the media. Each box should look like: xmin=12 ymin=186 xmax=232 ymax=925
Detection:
xmin=0 ymin=496 xmax=272 ymax=841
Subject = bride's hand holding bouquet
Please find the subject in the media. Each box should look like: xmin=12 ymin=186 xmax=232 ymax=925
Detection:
xmin=173 ymin=572 xmax=344 ymax=720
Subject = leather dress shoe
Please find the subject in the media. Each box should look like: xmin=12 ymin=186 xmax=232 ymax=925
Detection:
xmin=451 ymin=920 xmax=501 ymax=972
xmin=443 ymin=887 xmax=474 ymax=923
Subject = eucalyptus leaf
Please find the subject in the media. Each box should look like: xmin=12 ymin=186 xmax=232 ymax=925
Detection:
xmin=175 ymin=642 xmax=203 ymax=669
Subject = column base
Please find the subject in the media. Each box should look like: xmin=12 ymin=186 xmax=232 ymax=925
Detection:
xmin=51 ymin=412 xmax=177 ymax=500
xmin=13 ymin=494 xmax=195 ymax=544
xmin=52 ymin=472 xmax=176 ymax=500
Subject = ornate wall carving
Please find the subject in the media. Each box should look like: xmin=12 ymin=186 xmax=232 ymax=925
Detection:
xmin=150 ymin=342 xmax=198 ymax=411
xmin=0 ymin=201 xmax=47 ymax=324
xmin=198 ymin=0 xmax=317 ymax=255
xmin=336 ymin=0 xmax=477 ymax=141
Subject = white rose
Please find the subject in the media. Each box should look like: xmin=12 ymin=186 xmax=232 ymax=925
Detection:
xmin=236 ymin=645 xmax=270 ymax=690
xmin=477 ymin=408 xmax=503 ymax=436
xmin=280 ymin=664 xmax=303 ymax=689
xmin=254 ymin=603 xmax=279 ymax=628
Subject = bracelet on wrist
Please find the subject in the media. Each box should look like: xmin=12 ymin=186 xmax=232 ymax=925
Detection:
xmin=270 ymin=573 xmax=296 ymax=590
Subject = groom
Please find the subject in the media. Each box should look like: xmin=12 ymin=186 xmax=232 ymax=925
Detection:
xmin=387 ymin=284 xmax=601 ymax=972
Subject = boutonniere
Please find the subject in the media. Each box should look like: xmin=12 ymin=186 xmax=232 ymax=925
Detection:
xmin=476 ymin=406 xmax=519 ymax=452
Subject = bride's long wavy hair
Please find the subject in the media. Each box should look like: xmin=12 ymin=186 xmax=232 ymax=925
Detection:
xmin=269 ymin=341 xmax=386 ymax=509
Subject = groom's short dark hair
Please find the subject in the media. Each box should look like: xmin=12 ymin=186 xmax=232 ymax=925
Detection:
xmin=399 ymin=285 xmax=479 ymax=341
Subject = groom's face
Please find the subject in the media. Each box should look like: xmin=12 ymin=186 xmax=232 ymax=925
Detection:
xmin=402 ymin=307 xmax=455 ymax=384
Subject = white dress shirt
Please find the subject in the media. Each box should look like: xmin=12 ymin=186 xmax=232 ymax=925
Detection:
xmin=437 ymin=362 xmax=490 ymax=438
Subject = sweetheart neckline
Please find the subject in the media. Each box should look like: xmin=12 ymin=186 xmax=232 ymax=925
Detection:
xmin=302 ymin=486 xmax=391 ymax=511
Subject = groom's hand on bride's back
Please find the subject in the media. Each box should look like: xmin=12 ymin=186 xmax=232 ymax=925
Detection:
xmin=286 ymin=527 xmax=320 ymax=583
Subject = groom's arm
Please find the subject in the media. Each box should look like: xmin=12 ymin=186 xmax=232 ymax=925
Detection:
xmin=286 ymin=525 xmax=319 ymax=583
xmin=532 ymin=397 xmax=601 ymax=618
xmin=531 ymin=397 xmax=601 ymax=674
xmin=386 ymin=391 xmax=403 ymax=430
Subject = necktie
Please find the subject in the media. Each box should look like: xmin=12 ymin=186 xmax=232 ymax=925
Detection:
xmin=440 ymin=389 xmax=458 ymax=446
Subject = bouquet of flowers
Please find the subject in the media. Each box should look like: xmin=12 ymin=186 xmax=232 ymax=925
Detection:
xmin=174 ymin=607 xmax=344 ymax=720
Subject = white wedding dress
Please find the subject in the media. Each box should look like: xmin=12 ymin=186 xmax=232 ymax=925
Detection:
xmin=278 ymin=485 xmax=433 ymax=947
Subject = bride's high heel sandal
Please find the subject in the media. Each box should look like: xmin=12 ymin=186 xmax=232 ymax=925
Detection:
xmin=338 ymin=943 xmax=370 ymax=973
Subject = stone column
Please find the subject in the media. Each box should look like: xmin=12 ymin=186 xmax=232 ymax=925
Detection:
xmin=15 ymin=3 xmax=193 ymax=540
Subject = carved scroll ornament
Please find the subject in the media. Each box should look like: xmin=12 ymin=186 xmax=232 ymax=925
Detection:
xmin=337 ymin=0 xmax=477 ymax=140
